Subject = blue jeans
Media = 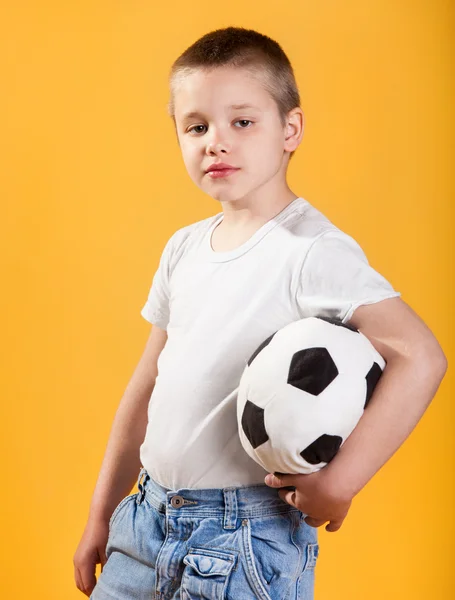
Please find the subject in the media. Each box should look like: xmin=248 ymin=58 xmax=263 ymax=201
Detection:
xmin=90 ymin=467 xmax=320 ymax=599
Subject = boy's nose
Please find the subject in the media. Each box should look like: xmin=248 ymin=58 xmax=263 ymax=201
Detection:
xmin=207 ymin=141 xmax=231 ymax=154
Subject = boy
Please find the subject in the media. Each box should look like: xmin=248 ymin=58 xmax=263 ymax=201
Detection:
xmin=74 ymin=27 xmax=447 ymax=599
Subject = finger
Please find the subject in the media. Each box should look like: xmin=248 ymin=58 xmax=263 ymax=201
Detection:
xmin=101 ymin=546 xmax=108 ymax=569
xmin=278 ymin=488 xmax=297 ymax=507
xmin=304 ymin=516 xmax=327 ymax=528
xmin=80 ymin=566 xmax=97 ymax=597
xmin=325 ymin=519 xmax=343 ymax=532
xmin=75 ymin=566 xmax=89 ymax=596
xmin=74 ymin=566 xmax=83 ymax=592
xmin=264 ymin=472 xmax=296 ymax=487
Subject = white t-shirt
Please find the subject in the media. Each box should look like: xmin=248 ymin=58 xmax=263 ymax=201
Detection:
xmin=139 ymin=197 xmax=401 ymax=489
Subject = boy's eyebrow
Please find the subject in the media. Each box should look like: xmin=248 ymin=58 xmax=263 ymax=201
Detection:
xmin=180 ymin=104 xmax=261 ymax=122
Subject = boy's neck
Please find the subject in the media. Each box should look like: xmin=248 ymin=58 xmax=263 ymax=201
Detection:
xmin=217 ymin=189 xmax=299 ymax=229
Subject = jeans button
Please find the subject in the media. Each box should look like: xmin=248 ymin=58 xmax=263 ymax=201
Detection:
xmin=170 ymin=495 xmax=184 ymax=508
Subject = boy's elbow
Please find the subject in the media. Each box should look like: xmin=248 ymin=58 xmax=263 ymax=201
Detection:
xmin=438 ymin=353 xmax=448 ymax=376
xmin=423 ymin=337 xmax=448 ymax=377
xmin=404 ymin=333 xmax=448 ymax=379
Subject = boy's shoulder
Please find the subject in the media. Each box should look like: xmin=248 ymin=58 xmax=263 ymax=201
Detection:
xmin=290 ymin=198 xmax=348 ymax=244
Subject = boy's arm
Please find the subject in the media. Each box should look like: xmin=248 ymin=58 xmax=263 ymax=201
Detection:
xmin=265 ymin=297 xmax=448 ymax=531
xmin=323 ymin=295 xmax=448 ymax=500
xmin=87 ymin=324 xmax=168 ymax=524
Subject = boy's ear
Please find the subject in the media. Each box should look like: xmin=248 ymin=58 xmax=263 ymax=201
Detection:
xmin=284 ymin=108 xmax=304 ymax=152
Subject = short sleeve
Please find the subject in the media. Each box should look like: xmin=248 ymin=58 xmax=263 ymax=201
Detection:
xmin=295 ymin=230 xmax=401 ymax=324
xmin=140 ymin=235 xmax=174 ymax=329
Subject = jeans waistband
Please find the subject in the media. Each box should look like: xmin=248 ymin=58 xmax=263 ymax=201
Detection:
xmin=136 ymin=468 xmax=301 ymax=526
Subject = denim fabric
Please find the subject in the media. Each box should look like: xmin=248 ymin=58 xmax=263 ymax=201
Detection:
xmin=90 ymin=468 xmax=320 ymax=600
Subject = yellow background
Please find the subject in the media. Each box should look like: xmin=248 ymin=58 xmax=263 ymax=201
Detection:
xmin=1 ymin=1 xmax=453 ymax=598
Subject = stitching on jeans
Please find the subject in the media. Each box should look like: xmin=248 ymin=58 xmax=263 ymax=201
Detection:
xmin=241 ymin=519 xmax=273 ymax=600
xmin=288 ymin=511 xmax=304 ymax=582
xmin=108 ymin=494 xmax=136 ymax=531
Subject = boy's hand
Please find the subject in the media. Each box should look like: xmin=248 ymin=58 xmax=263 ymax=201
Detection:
xmin=264 ymin=469 xmax=353 ymax=532
xmin=73 ymin=516 xmax=110 ymax=597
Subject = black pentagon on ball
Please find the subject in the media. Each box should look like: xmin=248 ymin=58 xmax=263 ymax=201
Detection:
xmin=288 ymin=347 xmax=339 ymax=395
xmin=316 ymin=315 xmax=359 ymax=333
xmin=247 ymin=330 xmax=278 ymax=366
xmin=300 ymin=434 xmax=343 ymax=464
xmin=364 ymin=362 xmax=383 ymax=409
xmin=241 ymin=400 xmax=269 ymax=449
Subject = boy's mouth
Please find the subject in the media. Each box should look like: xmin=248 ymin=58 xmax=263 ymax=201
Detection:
xmin=206 ymin=168 xmax=240 ymax=179
xmin=205 ymin=162 xmax=239 ymax=173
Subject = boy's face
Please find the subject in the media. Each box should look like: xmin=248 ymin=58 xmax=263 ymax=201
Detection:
xmin=173 ymin=67 xmax=299 ymax=204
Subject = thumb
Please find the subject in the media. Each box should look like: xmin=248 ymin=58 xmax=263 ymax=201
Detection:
xmin=264 ymin=472 xmax=296 ymax=488
xmin=100 ymin=547 xmax=108 ymax=570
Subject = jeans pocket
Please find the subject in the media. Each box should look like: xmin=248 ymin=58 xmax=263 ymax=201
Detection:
xmin=241 ymin=512 xmax=302 ymax=600
xmin=181 ymin=547 xmax=237 ymax=600
xmin=108 ymin=493 xmax=137 ymax=532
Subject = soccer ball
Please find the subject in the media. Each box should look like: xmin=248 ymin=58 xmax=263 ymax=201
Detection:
xmin=237 ymin=316 xmax=385 ymax=475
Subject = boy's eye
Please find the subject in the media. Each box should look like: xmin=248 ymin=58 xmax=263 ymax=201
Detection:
xmin=235 ymin=120 xmax=253 ymax=128
xmin=188 ymin=125 xmax=206 ymax=134
xmin=187 ymin=120 xmax=253 ymax=135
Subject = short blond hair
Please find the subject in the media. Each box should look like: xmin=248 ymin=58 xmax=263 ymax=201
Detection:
xmin=167 ymin=27 xmax=301 ymax=160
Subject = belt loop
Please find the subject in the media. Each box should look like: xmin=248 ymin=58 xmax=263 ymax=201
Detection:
xmin=223 ymin=488 xmax=238 ymax=530
xmin=136 ymin=467 xmax=149 ymax=505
